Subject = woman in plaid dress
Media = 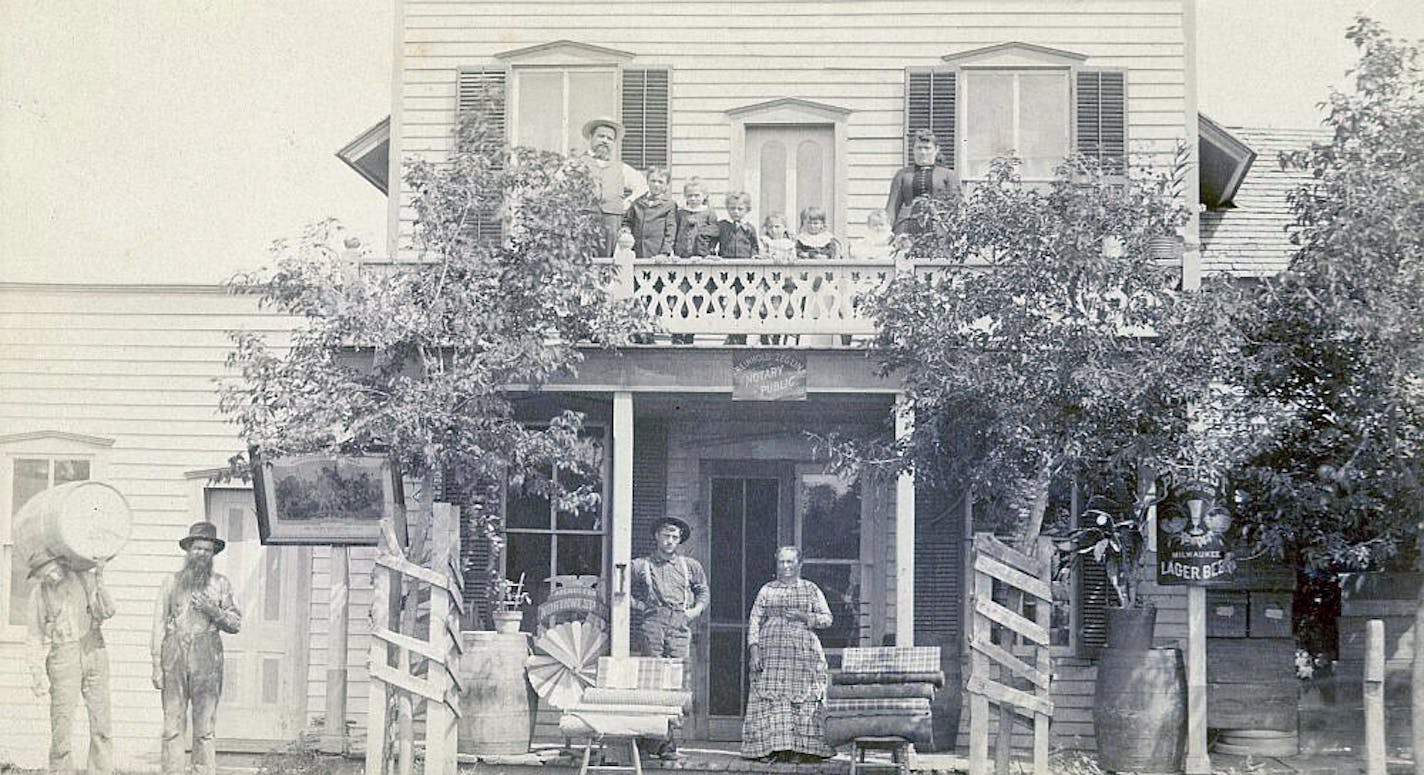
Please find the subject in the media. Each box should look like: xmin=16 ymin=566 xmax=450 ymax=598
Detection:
xmin=741 ymin=546 xmax=836 ymax=762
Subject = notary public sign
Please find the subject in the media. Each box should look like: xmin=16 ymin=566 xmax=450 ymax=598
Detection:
xmin=1156 ymin=494 xmax=1239 ymax=585
xmin=732 ymin=351 xmax=807 ymax=401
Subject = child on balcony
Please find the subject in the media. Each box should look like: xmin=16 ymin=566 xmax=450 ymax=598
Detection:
xmin=848 ymin=210 xmax=894 ymax=260
xmin=674 ymin=177 xmax=718 ymax=258
xmin=624 ymin=167 xmax=678 ymax=258
xmin=761 ymin=213 xmax=794 ymax=264
xmin=794 ymin=206 xmax=841 ymax=261
xmin=715 ymin=192 xmax=759 ymax=259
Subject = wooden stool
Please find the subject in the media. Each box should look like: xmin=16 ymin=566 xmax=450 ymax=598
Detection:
xmin=849 ymin=736 xmax=911 ymax=775
xmin=577 ymin=735 xmax=643 ymax=775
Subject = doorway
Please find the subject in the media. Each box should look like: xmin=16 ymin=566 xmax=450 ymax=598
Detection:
xmin=701 ymin=462 xmax=793 ymax=741
xmin=745 ymin=125 xmax=837 ymax=232
xmin=206 ymin=488 xmax=310 ymax=743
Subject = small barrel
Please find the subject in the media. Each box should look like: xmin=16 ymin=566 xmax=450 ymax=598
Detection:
xmin=1093 ymin=646 xmax=1186 ymax=774
xmin=458 ymin=631 xmax=537 ymax=755
xmin=13 ymin=481 xmax=131 ymax=572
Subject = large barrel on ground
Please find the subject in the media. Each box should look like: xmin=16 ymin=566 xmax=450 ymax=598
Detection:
xmin=13 ymin=481 xmax=131 ymax=572
xmin=458 ymin=631 xmax=537 ymax=755
xmin=1093 ymin=646 xmax=1186 ymax=774
xmin=1206 ymin=637 xmax=1299 ymax=756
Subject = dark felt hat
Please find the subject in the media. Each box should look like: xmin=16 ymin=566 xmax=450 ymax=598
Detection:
xmin=178 ymin=521 xmax=226 ymax=554
xmin=651 ymin=516 xmax=692 ymax=544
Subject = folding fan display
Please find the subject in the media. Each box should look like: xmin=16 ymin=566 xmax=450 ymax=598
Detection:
xmin=525 ymin=620 xmax=607 ymax=709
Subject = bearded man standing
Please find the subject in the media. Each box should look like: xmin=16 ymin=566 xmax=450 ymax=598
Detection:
xmin=150 ymin=522 xmax=241 ymax=775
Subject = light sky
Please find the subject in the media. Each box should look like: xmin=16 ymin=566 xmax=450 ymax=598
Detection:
xmin=3 ymin=1 xmax=1422 ymax=286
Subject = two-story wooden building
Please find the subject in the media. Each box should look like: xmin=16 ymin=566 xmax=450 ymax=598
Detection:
xmin=0 ymin=2 xmax=1282 ymax=769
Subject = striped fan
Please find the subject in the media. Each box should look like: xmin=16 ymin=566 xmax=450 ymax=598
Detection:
xmin=525 ymin=620 xmax=607 ymax=709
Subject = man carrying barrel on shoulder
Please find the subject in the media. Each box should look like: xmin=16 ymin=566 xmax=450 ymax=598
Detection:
xmin=151 ymin=522 xmax=241 ymax=775
xmin=27 ymin=553 xmax=116 ymax=775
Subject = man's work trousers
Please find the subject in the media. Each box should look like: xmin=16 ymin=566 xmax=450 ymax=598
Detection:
xmin=46 ymin=634 xmax=112 ymax=774
xmin=159 ymin=632 xmax=224 ymax=775
xmin=635 ymin=608 xmax=693 ymax=754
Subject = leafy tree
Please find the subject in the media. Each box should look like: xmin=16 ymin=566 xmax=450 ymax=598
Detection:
xmin=220 ymin=104 xmax=647 ymax=621
xmin=859 ymin=154 xmax=1256 ymax=606
xmin=1221 ymin=18 xmax=1424 ymax=765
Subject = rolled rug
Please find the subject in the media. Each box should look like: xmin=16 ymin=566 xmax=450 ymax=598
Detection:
xmin=581 ymin=687 xmax=693 ymax=709
xmin=831 ymin=670 xmax=945 ymax=687
xmin=559 ymin=710 xmax=678 ymax=739
xmin=824 ymin=711 xmax=934 ymax=749
xmin=826 ymin=681 xmax=937 ymax=700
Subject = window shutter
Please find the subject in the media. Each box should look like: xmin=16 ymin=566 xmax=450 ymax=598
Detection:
xmin=1077 ymin=503 xmax=1112 ymax=657
xmin=621 ymin=68 xmax=670 ymax=172
xmin=913 ymin=484 xmax=962 ymax=641
xmin=457 ymin=67 xmax=507 ymax=243
xmin=905 ymin=70 xmax=956 ymax=169
xmin=457 ymin=481 xmax=501 ymax=629
xmin=1076 ymin=70 xmax=1127 ymax=175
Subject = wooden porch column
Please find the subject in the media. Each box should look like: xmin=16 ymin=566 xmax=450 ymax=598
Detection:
xmin=895 ymin=394 xmax=915 ymax=645
xmin=612 ymin=391 xmax=634 ymax=657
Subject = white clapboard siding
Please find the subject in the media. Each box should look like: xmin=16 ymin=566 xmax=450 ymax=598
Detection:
xmin=0 ymin=284 xmax=304 ymax=771
xmin=392 ymin=1 xmax=1189 ymax=259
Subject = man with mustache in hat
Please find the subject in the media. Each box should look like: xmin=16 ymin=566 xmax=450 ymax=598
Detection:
xmin=629 ymin=516 xmax=708 ymax=762
xmin=26 ymin=554 xmax=116 ymax=775
xmin=150 ymin=522 xmax=241 ymax=775
xmin=580 ymin=116 xmax=648 ymax=257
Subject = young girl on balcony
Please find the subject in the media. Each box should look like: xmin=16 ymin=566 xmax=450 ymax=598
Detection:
xmin=794 ymin=206 xmax=841 ymax=261
xmin=673 ymin=177 xmax=718 ymax=258
xmin=761 ymin=213 xmax=794 ymax=263
xmin=848 ymin=210 xmax=894 ymax=260
xmin=624 ymin=166 xmax=678 ymax=257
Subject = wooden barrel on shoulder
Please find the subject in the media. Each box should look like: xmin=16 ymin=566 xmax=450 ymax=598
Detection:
xmin=1093 ymin=646 xmax=1186 ymax=774
xmin=13 ymin=481 xmax=131 ymax=572
xmin=1207 ymin=638 xmax=1299 ymax=756
xmin=458 ymin=631 xmax=537 ymax=755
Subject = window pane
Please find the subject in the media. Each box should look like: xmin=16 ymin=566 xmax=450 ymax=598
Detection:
xmin=759 ymin=140 xmax=787 ymax=224
xmin=53 ymin=459 xmax=89 ymax=485
xmin=264 ymin=549 xmax=282 ymax=621
xmin=555 ymin=534 xmax=602 ymax=578
xmin=964 ymin=72 xmax=1015 ymax=178
xmin=1018 ymin=73 xmax=1070 ymax=178
xmin=515 ymin=70 xmax=564 ymax=153
xmin=507 ymin=465 xmax=553 ymax=529
xmin=555 ymin=442 xmax=604 ymax=531
xmin=13 ymin=458 xmax=50 ymax=513
xmin=801 ymin=562 xmax=859 ymax=650
xmin=566 ymin=70 xmax=618 ymax=157
xmin=799 ymin=474 xmax=860 ymax=561
xmin=796 ymin=139 xmax=825 ymax=219
xmin=505 ymin=532 xmax=551 ymax=631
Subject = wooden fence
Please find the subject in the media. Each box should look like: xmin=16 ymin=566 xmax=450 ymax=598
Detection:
xmin=966 ymin=533 xmax=1055 ymax=775
xmin=366 ymin=503 xmax=464 ymax=775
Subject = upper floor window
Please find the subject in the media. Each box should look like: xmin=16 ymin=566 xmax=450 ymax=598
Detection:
xmin=0 ymin=432 xmax=112 ymax=634
xmin=962 ymin=70 xmax=1071 ymax=180
xmin=908 ymin=43 xmax=1125 ymax=182
xmin=512 ymin=67 xmax=620 ymax=155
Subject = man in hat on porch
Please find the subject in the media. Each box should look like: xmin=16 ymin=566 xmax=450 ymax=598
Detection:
xmin=581 ymin=116 xmax=648 ymax=256
xmin=629 ymin=516 xmax=709 ymax=761
xmin=26 ymin=553 xmax=116 ymax=775
xmin=150 ymin=522 xmax=241 ymax=775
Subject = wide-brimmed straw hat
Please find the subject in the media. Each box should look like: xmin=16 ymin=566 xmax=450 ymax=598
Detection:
xmin=581 ymin=117 xmax=625 ymax=143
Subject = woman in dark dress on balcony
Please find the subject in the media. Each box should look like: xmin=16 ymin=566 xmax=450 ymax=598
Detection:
xmin=741 ymin=546 xmax=835 ymax=763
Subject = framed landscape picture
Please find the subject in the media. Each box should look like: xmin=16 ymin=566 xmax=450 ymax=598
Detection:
xmin=250 ymin=448 xmax=404 ymax=545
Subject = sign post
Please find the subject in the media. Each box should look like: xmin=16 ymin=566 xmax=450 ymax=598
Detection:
xmin=1157 ymin=489 xmax=1238 ymax=775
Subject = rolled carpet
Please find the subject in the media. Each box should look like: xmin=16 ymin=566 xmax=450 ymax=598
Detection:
xmin=830 ymin=670 xmax=945 ymax=687
xmin=823 ymin=711 xmax=934 ymax=749
xmin=559 ymin=710 xmax=677 ymax=739
xmin=826 ymin=682 xmax=937 ymax=700
xmin=580 ymin=687 xmax=693 ymax=709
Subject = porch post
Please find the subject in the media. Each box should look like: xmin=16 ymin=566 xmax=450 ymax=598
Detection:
xmin=612 ymin=391 xmax=634 ymax=657
xmin=895 ymin=394 xmax=915 ymax=645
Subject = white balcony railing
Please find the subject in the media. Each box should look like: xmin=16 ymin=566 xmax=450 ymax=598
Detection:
xmin=363 ymin=254 xmax=953 ymax=343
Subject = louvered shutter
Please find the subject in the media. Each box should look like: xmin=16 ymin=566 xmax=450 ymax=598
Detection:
xmin=915 ymin=483 xmax=965 ymax=753
xmin=1076 ymin=70 xmax=1127 ymax=175
xmin=1077 ymin=512 xmax=1111 ymax=658
xmin=457 ymin=481 xmax=502 ymax=629
xmin=905 ymin=70 xmax=956 ymax=169
xmin=621 ymin=68 xmax=670 ymax=173
xmin=629 ymin=422 xmax=668 ymax=634
xmin=456 ymin=67 xmax=507 ymax=243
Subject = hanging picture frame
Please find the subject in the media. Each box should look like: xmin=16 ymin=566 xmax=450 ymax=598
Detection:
xmin=249 ymin=447 xmax=405 ymax=545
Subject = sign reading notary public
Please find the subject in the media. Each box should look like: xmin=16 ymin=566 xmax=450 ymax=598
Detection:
xmin=1156 ymin=492 xmax=1239 ymax=585
xmin=732 ymin=351 xmax=807 ymax=401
